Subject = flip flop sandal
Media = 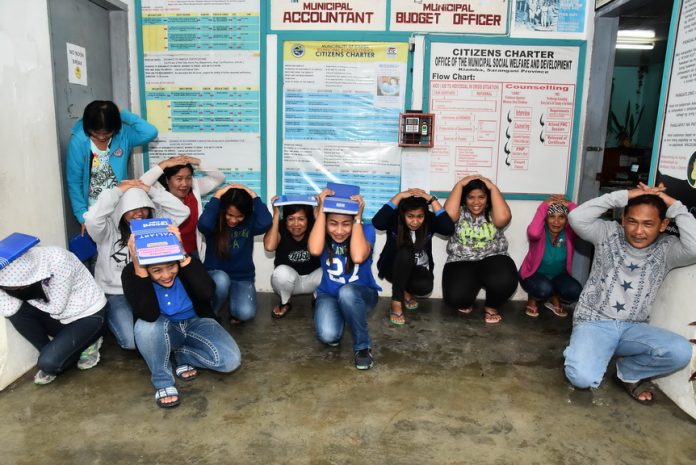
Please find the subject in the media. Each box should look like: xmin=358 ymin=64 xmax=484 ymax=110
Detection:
xmin=458 ymin=307 xmax=473 ymax=315
xmin=613 ymin=375 xmax=655 ymax=405
xmin=272 ymin=302 xmax=292 ymax=319
xmin=230 ymin=317 xmax=242 ymax=325
xmin=389 ymin=311 xmax=407 ymax=326
xmin=404 ymin=299 xmax=419 ymax=311
xmin=544 ymin=302 xmax=568 ymax=317
xmin=175 ymin=364 xmax=198 ymax=381
xmin=484 ymin=311 xmax=503 ymax=325
xmin=525 ymin=305 xmax=539 ymax=318
xmin=155 ymin=386 xmax=180 ymax=408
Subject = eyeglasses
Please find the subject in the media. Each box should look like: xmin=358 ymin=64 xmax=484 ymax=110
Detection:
xmin=89 ymin=131 xmax=114 ymax=143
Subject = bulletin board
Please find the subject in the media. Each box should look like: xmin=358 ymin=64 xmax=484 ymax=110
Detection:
xmin=277 ymin=37 xmax=413 ymax=222
xmin=136 ymin=0 xmax=266 ymax=197
xmin=423 ymin=35 xmax=586 ymax=198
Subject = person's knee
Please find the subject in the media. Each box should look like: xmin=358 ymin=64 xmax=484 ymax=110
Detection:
xmin=409 ymin=277 xmax=433 ymax=296
xmin=337 ymin=284 xmax=360 ymax=305
xmin=219 ymin=346 xmax=242 ymax=373
xmin=316 ymin=323 xmax=341 ymax=344
xmin=564 ymin=362 xmax=600 ymax=389
xmin=558 ymin=280 xmax=583 ymax=303
xmin=660 ymin=337 xmax=693 ymax=370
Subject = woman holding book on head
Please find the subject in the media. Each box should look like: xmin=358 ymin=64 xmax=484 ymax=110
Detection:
xmin=66 ymin=100 xmax=158 ymax=231
xmin=0 ymin=240 xmax=106 ymax=385
xmin=263 ymin=196 xmax=321 ymax=319
xmin=308 ymin=186 xmax=381 ymax=370
xmin=198 ymin=183 xmax=272 ymax=324
xmin=372 ymin=188 xmax=454 ymax=325
xmin=83 ymin=180 xmax=189 ymax=350
xmin=519 ymin=195 xmax=582 ymax=318
xmin=121 ymin=227 xmax=241 ymax=408
xmin=140 ymin=155 xmax=224 ymax=259
xmin=442 ymin=175 xmax=518 ymax=324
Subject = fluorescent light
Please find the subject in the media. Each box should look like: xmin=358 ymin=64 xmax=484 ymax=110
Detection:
xmin=616 ymin=43 xmax=654 ymax=50
xmin=618 ymin=29 xmax=655 ymax=39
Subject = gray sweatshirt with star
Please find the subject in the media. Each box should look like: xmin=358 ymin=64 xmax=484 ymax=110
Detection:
xmin=568 ymin=190 xmax=696 ymax=324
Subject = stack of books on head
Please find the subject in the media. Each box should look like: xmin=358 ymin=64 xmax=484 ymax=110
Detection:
xmin=130 ymin=218 xmax=184 ymax=265
xmin=323 ymin=182 xmax=360 ymax=215
xmin=272 ymin=194 xmax=318 ymax=207
xmin=0 ymin=233 xmax=40 ymax=270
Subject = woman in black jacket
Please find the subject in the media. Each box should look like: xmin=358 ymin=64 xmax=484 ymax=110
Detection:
xmin=121 ymin=230 xmax=241 ymax=408
xmin=372 ymin=188 xmax=454 ymax=325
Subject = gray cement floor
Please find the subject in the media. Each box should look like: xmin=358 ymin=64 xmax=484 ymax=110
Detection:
xmin=1 ymin=294 xmax=695 ymax=465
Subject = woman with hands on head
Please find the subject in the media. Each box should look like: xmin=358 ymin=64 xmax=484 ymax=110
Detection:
xmin=263 ymin=196 xmax=321 ymax=319
xmin=372 ymin=187 xmax=454 ymax=325
xmin=308 ymin=188 xmax=381 ymax=370
xmin=141 ymin=155 xmax=225 ymax=259
xmin=442 ymin=175 xmax=518 ymax=324
xmin=519 ymin=194 xmax=581 ymax=318
xmin=121 ymin=226 xmax=240 ymax=409
xmin=198 ymin=183 xmax=272 ymax=324
xmin=83 ymin=178 xmax=190 ymax=350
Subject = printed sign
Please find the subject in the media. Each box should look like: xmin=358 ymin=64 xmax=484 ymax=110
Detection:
xmin=390 ymin=0 xmax=508 ymax=34
xmin=67 ymin=43 xmax=87 ymax=86
xmin=270 ymin=0 xmax=387 ymax=31
xmin=511 ymin=0 xmax=589 ymax=39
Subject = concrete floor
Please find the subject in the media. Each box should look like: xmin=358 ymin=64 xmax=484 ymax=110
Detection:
xmin=1 ymin=294 xmax=695 ymax=465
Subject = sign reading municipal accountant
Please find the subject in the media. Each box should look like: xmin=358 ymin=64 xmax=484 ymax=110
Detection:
xmin=390 ymin=0 xmax=509 ymax=34
xmin=270 ymin=1 xmax=387 ymax=31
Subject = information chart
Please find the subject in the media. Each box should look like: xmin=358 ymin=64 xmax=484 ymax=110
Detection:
xmin=281 ymin=41 xmax=408 ymax=220
xmin=140 ymin=0 xmax=262 ymax=192
xmin=428 ymin=42 xmax=581 ymax=194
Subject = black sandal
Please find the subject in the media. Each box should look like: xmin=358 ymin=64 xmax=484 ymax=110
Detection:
xmin=272 ymin=302 xmax=292 ymax=319
xmin=614 ymin=375 xmax=656 ymax=405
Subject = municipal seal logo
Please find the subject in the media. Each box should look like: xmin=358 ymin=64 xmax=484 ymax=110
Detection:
xmin=291 ymin=44 xmax=305 ymax=58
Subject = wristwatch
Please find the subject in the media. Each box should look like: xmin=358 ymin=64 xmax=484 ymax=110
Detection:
xmin=427 ymin=195 xmax=438 ymax=205
xmin=353 ymin=218 xmax=363 ymax=224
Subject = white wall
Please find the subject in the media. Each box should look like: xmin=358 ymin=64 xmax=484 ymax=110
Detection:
xmin=0 ymin=0 xmax=63 ymax=389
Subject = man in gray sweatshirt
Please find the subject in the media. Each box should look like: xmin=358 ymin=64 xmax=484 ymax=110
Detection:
xmin=564 ymin=183 xmax=696 ymax=404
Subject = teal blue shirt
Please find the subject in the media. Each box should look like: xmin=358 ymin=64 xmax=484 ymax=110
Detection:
xmin=537 ymin=230 xmax=567 ymax=279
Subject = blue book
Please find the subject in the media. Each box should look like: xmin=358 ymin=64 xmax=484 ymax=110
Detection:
xmin=323 ymin=182 xmax=360 ymax=215
xmin=273 ymin=194 xmax=318 ymax=207
xmin=68 ymin=233 xmax=97 ymax=262
xmin=130 ymin=218 xmax=184 ymax=266
xmin=0 ymin=233 xmax=40 ymax=270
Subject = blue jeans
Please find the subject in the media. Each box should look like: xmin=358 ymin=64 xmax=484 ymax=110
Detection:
xmin=564 ymin=320 xmax=692 ymax=388
xmin=208 ymin=270 xmax=257 ymax=321
xmin=134 ymin=315 xmax=241 ymax=389
xmin=106 ymin=294 xmax=136 ymax=350
xmin=8 ymin=302 xmax=105 ymax=375
xmin=315 ymin=284 xmax=378 ymax=351
xmin=520 ymin=272 xmax=582 ymax=303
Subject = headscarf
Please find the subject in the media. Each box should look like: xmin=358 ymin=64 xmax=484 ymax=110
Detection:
xmin=547 ymin=203 xmax=569 ymax=217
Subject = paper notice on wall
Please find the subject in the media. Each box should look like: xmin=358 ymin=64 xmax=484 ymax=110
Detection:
xmin=390 ymin=0 xmax=508 ymax=34
xmin=281 ymin=41 xmax=408 ymax=220
xmin=428 ymin=42 xmax=580 ymax=195
xmin=511 ymin=0 xmax=589 ymax=39
xmin=67 ymin=43 xmax=87 ymax=86
xmin=270 ymin=0 xmax=387 ymax=31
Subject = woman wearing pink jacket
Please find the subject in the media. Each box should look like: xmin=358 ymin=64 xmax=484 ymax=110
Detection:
xmin=519 ymin=195 xmax=582 ymax=318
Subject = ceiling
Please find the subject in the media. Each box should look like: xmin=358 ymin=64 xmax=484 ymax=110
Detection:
xmin=608 ymin=0 xmax=675 ymax=66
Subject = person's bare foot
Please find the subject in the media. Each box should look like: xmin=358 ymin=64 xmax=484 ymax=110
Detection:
xmin=483 ymin=307 xmax=502 ymax=324
xmin=525 ymin=298 xmax=539 ymax=317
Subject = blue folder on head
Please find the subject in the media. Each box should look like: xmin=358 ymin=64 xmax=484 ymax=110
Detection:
xmin=0 ymin=233 xmax=40 ymax=270
xmin=69 ymin=233 xmax=98 ymax=262
xmin=323 ymin=182 xmax=360 ymax=215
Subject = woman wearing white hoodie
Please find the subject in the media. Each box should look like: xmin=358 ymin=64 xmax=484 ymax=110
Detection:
xmin=84 ymin=179 xmax=189 ymax=349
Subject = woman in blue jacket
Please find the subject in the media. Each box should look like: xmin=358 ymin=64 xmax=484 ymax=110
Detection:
xmin=65 ymin=100 xmax=158 ymax=229
xmin=198 ymin=184 xmax=272 ymax=324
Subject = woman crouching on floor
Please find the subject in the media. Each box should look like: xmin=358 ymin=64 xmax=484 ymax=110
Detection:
xmin=121 ymin=226 xmax=240 ymax=408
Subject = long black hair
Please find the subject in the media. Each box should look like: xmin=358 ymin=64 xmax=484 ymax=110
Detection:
xmin=214 ymin=188 xmax=253 ymax=258
xmin=396 ymin=196 xmax=429 ymax=251
xmin=460 ymin=179 xmax=492 ymax=221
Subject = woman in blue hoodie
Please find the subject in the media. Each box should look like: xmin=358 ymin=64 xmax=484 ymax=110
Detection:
xmin=198 ymin=184 xmax=272 ymax=324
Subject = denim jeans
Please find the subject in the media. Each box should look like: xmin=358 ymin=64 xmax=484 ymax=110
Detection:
xmin=8 ymin=302 xmax=105 ymax=375
xmin=208 ymin=270 xmax=257 ymax=321
xmin=134 ymin=315 xmax=241 ymax=389
xmin=270 ymin=265 xmax=322 ymax=305
xmin=314 ymin=284 xmax=378 ymax=351
xmin=563 ymin=320 xmax=692 ymax=388
xmin=105 ymin=294 xmax=136 ymax=350
xmin=519 ymin=272 xmax=582 ymax=303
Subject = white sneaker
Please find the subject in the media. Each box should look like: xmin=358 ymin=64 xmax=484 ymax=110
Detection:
xmin=34 ymin=370 xmax=56 ymax=385
xmin=77 ymin=337 xmax=103 ymax=370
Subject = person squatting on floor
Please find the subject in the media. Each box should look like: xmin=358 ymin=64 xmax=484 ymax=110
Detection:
xmin=372 ymin=188 xmax=454 ymax=325
xmin=121 ymin=227 xmax=241 ymax=408
xmin=308 ymin=188 xmax=381 ymax=370
xmin=263 ymin=198 xmax=321 ymax=319
xmin=563 ymin=182 xmax=696 ymax=404
xmin=0 ymin=246 xmax=106 ymax=385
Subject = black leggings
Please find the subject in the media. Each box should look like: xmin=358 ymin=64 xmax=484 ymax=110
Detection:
xmin=442 ymin=255 xmax=518 ymax=310
xmin=383 ymin=247 xmax=434 ymax=302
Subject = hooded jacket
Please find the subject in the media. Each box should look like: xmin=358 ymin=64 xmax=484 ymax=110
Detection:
xmin=0 ymin=247 xmax=106 ymax=324
xmin=83 ymin=185 xmax=190 ymax=294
